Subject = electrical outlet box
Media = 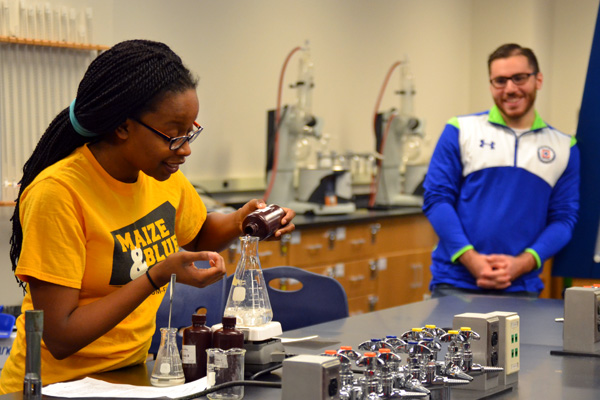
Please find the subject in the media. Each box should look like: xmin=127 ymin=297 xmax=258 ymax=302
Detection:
xmin=282 ymin=355 xmax=341 ymax=400
xmin=453 ymin=312 xmax=500 ymax=392
xmin=488 ymin=311 xmax=519 ymax=388
xmin=453 ymin=313 xmax=500 ymax=366
xmin=563 ymin=286 xmax=600 ymax=354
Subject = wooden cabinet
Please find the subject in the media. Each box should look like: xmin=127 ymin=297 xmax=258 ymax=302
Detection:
xmin=305 ymin=258 xmax=380 ymax=315
xmin=219 ymin=212 xmax=561 ymax=315
xmin=219 ymin=212 xmax=438 ymax=316
xmin=287 ymin=214 xmax=437 ymax=315
xmin=375 ymin=215 xmax=438 ymax=252
xmin=288 ymin=223 xmax=382 ymax=267
xmin=377 ymin=250 xmax=433 ymax=309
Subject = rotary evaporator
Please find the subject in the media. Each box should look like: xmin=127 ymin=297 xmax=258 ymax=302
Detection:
xmin=369 ymin=57 xmax=428 ymax=209
xmin=264 ymin=42 xmax=356 ymax=215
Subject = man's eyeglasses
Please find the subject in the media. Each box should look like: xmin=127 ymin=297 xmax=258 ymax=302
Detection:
xmin=490 ymin=72 xmax=536 ymax=89
xmin=132 ymin=118 xmax=203 ymax=150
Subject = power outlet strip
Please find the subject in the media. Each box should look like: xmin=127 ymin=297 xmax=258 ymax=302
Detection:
xmin=563 ymin=286 xmax=600 ymax=354
xmin=453 ymin=312 xmax=500 ymax=392
xmin=488 ymin=311 xmax=519 ymax=387
xmin=453 ymin=313 xmax=500 ymax=366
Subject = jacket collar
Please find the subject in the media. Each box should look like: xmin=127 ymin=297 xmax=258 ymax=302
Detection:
xmin=488 ymin=105 xmax=547 ymax=131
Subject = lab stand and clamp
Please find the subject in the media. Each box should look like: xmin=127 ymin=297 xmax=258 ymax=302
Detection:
xmin=371 ymin=58 xmax=427 ymax=209
xmin=265 ymin=42 xmax=355 ymax=215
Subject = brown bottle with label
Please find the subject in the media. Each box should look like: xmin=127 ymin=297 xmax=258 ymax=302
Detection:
xmin=242 ymin=204 xmax=285 ymax=240
xmin=213 ymin=316 xmax=244 ymax=350
xmin=181 ymin=313 xmax=212 ymax=382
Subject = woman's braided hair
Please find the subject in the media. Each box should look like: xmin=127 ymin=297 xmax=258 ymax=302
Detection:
xmin=9 ymin=40 xmax=198 ymax=288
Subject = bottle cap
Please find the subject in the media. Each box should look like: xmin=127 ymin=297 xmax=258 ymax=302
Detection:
xmin=222 ymin=316 xmax=238 ymax=326
xmin=192 ymin=313 xmax=207 ymax=324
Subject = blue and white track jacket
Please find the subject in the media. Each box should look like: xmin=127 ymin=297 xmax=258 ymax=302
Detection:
xmin=423 ymin=106 xmax=580 ymax=292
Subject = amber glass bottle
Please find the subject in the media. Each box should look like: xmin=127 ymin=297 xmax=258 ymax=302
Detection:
xmin=242 ymin=204 xmax=285 ymax=240
xmin=181 ymin=313 xmax=212 ymax=382
xmin=213 ymin=316 xmax=244 ymax=350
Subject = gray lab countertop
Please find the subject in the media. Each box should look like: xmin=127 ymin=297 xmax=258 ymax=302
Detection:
xmin=291 ymin=206 xmax=424 ymax=229
xmin=2 ymin=295 xmax=598 ymax=400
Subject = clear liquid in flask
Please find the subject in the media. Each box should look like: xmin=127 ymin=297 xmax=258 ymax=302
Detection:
xmin=151 ymin=327 xmax=185 ymax=386
xmin=224 ymin=236 xmax=273 ymax=327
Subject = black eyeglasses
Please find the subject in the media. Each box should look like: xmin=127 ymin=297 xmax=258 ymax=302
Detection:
xmin=490 ymin=72 xmax=536 ymax=89
xmin=132 ymin=118 xmax=203 ymax=150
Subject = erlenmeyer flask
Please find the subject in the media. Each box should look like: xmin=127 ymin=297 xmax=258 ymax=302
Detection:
xmin=224 ymin=236 xmax=273 ymax=326
xmin=150 ymin=327 xmax=185 ymax=386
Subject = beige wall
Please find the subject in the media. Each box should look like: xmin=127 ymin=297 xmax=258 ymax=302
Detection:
xmin=0 ymin=0 xmax=598 ymax=305
xmin=469 ymin=0 xmax=595 ymax=135
xmin=103 ymin=0 xmax=598 ymax=187
xmin=108 ymin=0 xmax=474 ymax=184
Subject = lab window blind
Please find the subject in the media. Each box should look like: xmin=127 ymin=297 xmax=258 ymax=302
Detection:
xmin=0 ymin=43 xmax=96 ymax=202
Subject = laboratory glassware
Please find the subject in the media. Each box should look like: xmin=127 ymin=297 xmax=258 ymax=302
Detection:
xmin=223 ymin=236 xmax=273 ymax=327
xmin=213 ymin=316 xmax=244 ymax=350
xmin=151 ymin=274 xmax=184 ymax=386
xmin=151 ymin=327 xmax=185 ymax=386
xmin=182 ymin=313 xmax=212 ymax=382
xmin=206 ymin=348 xmax=246 ymax=400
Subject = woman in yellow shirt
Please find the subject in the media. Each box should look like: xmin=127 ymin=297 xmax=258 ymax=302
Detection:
xmin=0 ymin=39 xmax=295 ymax=394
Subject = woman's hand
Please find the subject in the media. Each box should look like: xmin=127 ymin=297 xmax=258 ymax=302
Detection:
xmin=29 ymin=250 xmax=226 ymax=360
xmin=188 ymin=199 xmax=297 ymax=252
xmin=236 ymin=199 xmax=267 ymax=229
xmin=272 ymin=206 xmax=296 ymax=239
xmin=237 ymin=199 xmax=297 ymax=239
xmin=152 ymin=250 xmax=226 ymax=288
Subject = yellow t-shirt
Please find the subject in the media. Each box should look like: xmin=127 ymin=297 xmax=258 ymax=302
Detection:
xmin=0 ymin=144 xmax=206 ymax=394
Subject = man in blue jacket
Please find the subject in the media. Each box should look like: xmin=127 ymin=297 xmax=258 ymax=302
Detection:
xmin=423 ymin=43 xmax=580 ymax=297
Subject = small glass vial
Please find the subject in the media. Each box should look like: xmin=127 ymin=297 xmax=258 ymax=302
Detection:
xmin=213 ymin=316 xmax=244 ymax=350
xmin=242 ymin=204 xmax=285 ymax=240
xmin=181 ymin=313 xmax=212 ymax=382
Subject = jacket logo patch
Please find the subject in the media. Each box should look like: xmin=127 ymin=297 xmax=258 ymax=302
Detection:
xmin=480 ymin=140 xmax=495 ymax=149
xmin=538 ymin=146 xmax=555 ymax=163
